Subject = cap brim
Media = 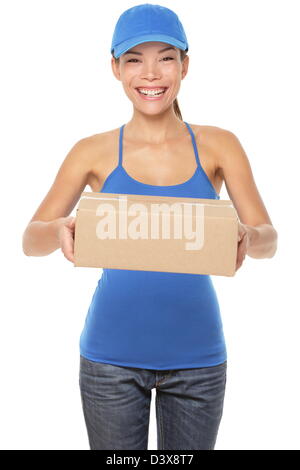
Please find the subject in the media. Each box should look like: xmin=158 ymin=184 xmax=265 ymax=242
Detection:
xmin=112 ymin=34 xmax=188 ymax=58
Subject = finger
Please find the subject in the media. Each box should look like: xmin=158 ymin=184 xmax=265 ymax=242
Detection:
xmin=65 ymin=216 xmax=75 ymax=227
xmin=65 ymin=230 xmax=75 ymax=247
xmin=62 ymin=249 xmax=74 ymax=263
xmin=235 ymin=246 xmax=245 ymax=270
xmin=239 ymin=236 xmax=248 ymax=254
xmin=63 ymin=247 xmax=74 ymax=262
xmin=67 ymin=220 xmax=76 ymax=231
xmin=68 ymin=222 xmax=76 ymax=236
xmin=236 ymin=249 xmax=246 ymax=265
xmin=61 ymin=235 xmax=74 ymax=260
xmin=235 ymin=259 xmax=244 ymax=271
xmin=235 ymin=259 xmax=242 ymax=270
xmin=238 ymin=231 xmax=246 ymax=243
xmin=236 ymin=251 xmax=246 ymax=270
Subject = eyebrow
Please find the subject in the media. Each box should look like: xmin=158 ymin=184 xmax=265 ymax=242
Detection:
xmin=123 ymin=46 xmax=176 ymax=56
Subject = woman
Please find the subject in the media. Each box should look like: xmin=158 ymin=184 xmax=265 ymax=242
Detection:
xmin=22 ymin=4 xmax=278 ymax=450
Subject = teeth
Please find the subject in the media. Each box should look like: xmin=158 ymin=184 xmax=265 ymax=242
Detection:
xmin=138 ymin=88 xmax=166 ymax=96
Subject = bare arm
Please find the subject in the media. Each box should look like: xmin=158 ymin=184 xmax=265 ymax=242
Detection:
xmin=216 ymin=129 xmax=278 ymax=259
xmin=22 ymin=137 xmax=95 ymax=256
xmin=22 ymin=217 xmax=70 ymax=256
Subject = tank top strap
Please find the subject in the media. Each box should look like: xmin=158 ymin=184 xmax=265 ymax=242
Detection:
xmin=183 ymin=121 xmax=202 ymax=169
xmin=118 ymin=124 xmax=125 ymax=167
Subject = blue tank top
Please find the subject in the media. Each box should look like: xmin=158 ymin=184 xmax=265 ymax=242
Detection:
xmin=79 ymin=122 xmax=227 ymax=370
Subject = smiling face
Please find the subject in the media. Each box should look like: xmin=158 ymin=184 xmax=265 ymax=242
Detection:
xmin=111 ymin=41 xmax=189 ymax=115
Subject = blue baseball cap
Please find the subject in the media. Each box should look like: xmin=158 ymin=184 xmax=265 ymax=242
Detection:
xmin=111 ymin=3 xmax=189 ymax=59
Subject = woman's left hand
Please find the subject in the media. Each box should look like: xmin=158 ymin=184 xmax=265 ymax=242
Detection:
xmin=235 ymin=222 xmax=251 ymax=272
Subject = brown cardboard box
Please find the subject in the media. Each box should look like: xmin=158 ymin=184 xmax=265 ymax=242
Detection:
xmin=73 ymin=191 xmax=239 ymax=276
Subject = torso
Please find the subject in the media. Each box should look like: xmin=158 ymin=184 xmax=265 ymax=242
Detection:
xmin=86 ymin=124 xmax=224 ymax=195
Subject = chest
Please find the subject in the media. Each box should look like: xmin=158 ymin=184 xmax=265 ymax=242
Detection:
xmin=89 ymin=128 xmax=223 ymax=195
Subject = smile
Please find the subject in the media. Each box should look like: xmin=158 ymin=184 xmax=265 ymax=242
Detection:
xmin=135 ymin=87 xmax=168 ymax=100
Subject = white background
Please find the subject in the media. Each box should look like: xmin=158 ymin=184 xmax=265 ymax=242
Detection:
xmin=1 ymin=0 xmax=299 ymax=450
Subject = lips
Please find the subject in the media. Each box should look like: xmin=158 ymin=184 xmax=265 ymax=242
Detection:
xmin=135 ymin=87 xmax=169 ymax=100
xmin=135 ymin=87 xmax=168 ymax=91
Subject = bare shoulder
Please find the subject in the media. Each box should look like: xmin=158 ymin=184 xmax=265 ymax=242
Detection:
xmin=193 ymin=123 xmax=233 ymax=146
xmin=193 ymin=124 xmax=274 ymax=227
xmin=79 ymin=126 xmax=119 ymax=169
xmin=83 ymin=126 xmax=119 ymax=158
xmin=192 ymin=124 xmax=233 ymax=169
xmin=26 ymin=128 xmax=118 ymax=224
xmin=195 ymin=124 xmax=251 ymax=173
xmin=82 ymin=127 xmax=120 ymax=191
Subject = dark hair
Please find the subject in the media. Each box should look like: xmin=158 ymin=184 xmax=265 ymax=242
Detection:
xmin=113 ymin=48 xmax=187 ymax=121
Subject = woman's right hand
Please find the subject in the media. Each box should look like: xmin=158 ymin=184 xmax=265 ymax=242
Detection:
xmin=57 ymin=216 xmax=76 ymax=263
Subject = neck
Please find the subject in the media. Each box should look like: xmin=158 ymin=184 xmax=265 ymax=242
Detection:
xmin=124 ymin=108 xmax=186 ymax=144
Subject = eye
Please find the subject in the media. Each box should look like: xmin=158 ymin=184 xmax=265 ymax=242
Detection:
xmin=127 ymin=57 xmax=174 ymax=63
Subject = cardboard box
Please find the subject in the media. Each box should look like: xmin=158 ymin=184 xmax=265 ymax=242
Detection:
xmin=73 ymin=191 xmax=239 ymax=276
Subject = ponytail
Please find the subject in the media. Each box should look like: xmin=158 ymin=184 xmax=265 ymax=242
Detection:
xmin=173 ymin=49 xmax=187 ymax=121
xmin=173 ymin=97 xmax=183 ymax=121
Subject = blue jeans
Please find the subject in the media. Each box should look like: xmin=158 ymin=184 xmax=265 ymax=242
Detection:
xmin=79 ymin=355 xmax=227 ymax=450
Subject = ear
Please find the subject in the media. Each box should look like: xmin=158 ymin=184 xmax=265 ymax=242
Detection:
xmin=111 ymin=56 xmax=121 ymax=81
xmin=181 ymin=55 xmax=189 ymax=80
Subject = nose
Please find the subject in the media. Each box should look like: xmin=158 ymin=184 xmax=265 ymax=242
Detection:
xmin=140 ymin=61 xmax=161 ymax=80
